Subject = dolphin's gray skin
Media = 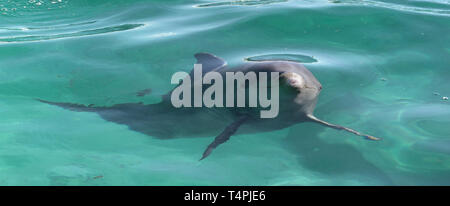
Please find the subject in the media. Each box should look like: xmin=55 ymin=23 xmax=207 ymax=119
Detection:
xmin=39 ymin=53 xmax=380 ymax=160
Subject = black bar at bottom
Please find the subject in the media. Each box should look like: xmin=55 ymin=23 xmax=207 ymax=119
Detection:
xmin=0 ymin=186 xmax=447 ymax=204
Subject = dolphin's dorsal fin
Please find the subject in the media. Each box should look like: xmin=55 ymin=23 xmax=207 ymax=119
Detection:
xmin=194 ymin=52 xmax=227 ymax=74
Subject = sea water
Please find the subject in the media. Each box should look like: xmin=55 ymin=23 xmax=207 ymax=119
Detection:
xmin=0 ymin=0 xmax=449 ymax=185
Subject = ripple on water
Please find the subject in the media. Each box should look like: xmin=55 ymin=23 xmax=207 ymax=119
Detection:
xmin=195 ymin=0 xmax=288 ymax=8
xmin=0 ymin=24 xmax=144 ymax=43
xmin=0 ymin=0 xmax=67 ymax=17
xmin=0 ymin=21 xmax=97 ymax=32
xmin=245 ymin=53 xmax=318 ymax=63
xmin=342 ymin=0 xmax=450 ymax=16
xmin=412 ymin=139 xmax=450 ymax=155
xmin=400 ymin=104 xmax=450 ymax=138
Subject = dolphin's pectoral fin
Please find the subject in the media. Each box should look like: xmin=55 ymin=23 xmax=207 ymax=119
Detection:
xmin=200 ymin=116 xmax=249 ymax=160
xmin=307 ymin=114 xmax=381 ymax=141
xmin=194 ymin=52 xmax=227 ymax=74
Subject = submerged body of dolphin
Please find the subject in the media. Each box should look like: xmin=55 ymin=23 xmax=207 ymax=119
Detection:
xmin=39 ymin=53 xmax=380 ymax=160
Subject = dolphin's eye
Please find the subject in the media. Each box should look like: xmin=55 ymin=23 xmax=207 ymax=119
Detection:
xmin=288 ymin=79 xmax=298 ymax=85
xmin=281 ymin=72 xmax=305 ymax=89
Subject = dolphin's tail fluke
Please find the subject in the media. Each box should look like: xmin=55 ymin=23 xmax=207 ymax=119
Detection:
xmin=306 ymin=114 xmax=381 ymax=141
xmin=36 ymin=99 xmax=105 ymax=112
xmin=37 ymin=98 xmax=168 ymax=137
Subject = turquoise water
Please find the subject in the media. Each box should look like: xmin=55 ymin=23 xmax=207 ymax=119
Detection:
xmin=1 ymin=0 xmax=450 ymax=185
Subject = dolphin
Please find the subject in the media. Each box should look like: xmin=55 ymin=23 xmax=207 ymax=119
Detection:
xmin=38 ymin=53 xmax=380 ymax=160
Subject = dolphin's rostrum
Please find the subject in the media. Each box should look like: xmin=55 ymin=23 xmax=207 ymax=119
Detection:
xmin=38 ymin=53 xmax=380 ymax=160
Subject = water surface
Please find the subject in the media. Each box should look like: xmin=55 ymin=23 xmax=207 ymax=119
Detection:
xmin=0 ymin=0 xmax=449 ymax=185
